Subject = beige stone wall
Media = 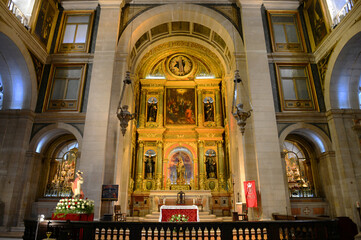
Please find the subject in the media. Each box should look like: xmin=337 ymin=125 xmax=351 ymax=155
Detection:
xmin=0 ymin=110 xmax=34 ymax=228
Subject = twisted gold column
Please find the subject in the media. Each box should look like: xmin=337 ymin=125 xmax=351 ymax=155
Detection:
xmin=156 ymin=140 xmax=163 ymax=190
xmin=217 ymin=140 xmax=226 ymax=190
xmin=135 ymin=141 xmax=144 ymax=191
xmin=198 ymin=140 xmax=205 ymax=190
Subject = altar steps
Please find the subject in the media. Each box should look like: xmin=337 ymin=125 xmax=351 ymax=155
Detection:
xmin=138 ymin=211 xmax=224 ymax=222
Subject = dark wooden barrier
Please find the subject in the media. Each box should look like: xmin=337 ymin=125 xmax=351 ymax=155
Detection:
xmin=23 ymin=218 xmax=340 ymax=240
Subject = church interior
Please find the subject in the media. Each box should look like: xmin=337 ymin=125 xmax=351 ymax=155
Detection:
xmin=0 ymin=0 xmax=361 ymax=237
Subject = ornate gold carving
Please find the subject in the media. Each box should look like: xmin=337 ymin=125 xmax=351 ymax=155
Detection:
xmin=317 ymin=47 xmax=334 ymax=91
xmin=138 ymin=140 xmax=144 ymax=147
xmin=170 ymin=184 xmax=191 ymax=190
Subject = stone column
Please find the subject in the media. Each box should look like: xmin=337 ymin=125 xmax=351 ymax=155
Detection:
xmin=198 ymin=140 xmax=205 ymax=190
xmin=135 ymin=140 xmax=144 ymax=191
xmin=215 ymin=89 xmax=222 ymax=126
xmin=217 ymin=140 xmax=226 ymax=190
xmin=156 ymin=141 xmax=163 ymax=190
xmin=79 ymin=1 xmax=122 ymax=219
xmin=158 ymin=89 xmax=164 ymax=125
xmin=139 ymin=89 xmax=147 ymax=127
xmin=326 ymin=110 xmax=360 ymax=223
xmin=197 ymin=89 xmax=203 ymax=126
xmin=239 ymin=1 xmax=288 ymax=219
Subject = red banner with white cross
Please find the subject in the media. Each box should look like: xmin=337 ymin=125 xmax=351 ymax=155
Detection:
xmin=244 ymin=180 xmax=257 ymax=208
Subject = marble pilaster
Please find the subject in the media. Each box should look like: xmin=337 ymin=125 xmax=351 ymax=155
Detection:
xmin=240 ymin=1 xmax=288 ymax=219
xmin=78 ymin=1 xmax=122 ymax=219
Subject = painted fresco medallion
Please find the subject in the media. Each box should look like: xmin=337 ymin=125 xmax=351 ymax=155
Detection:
xmin=168 ymin=54 xmax=193 ymax=76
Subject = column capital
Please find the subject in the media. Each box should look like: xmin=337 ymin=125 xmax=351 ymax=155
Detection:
xmin=156 ymin=140 xmax=163 ymax=147
xmin=138 ymin=140 xmax=144 ymax=147
xmin=99 ymin=0 xmax=123 ymax=8
xmin=239 ymin=0 xmax=262 ymax=9
xmin=198 ymin=140 xmax=205 ymax=147
xmin=217 ymin=140 xmax=224 ymax=146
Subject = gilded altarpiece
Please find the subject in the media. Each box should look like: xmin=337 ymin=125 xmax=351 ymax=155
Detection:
xmin=129 ymin=54 xmax=232 ymax=216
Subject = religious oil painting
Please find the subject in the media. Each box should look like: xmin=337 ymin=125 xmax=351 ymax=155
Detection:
xmin=101 ymin=185 xmax=119 ymax=201
xmin=165 ymin=88 xmax=196 ymax=125
xmin=168 ymin=149 xmax=194 ymax=185
xmin=306 ymin=0 xmax=328 ymax=47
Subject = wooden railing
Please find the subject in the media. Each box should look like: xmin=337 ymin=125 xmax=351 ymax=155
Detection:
xmin=24 ymin=219 xmax=340 ymax=240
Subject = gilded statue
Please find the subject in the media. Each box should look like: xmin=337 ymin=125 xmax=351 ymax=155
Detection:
xmin=204 ymin=98 xmax=214 ymax=122
xmin=205 ymin=155 xmax=217 ymax=178
xmin=144 ymin=155 xmax=155 ymax=179
xmin=176 ymin=157 xmax=186 ymax=184
xmin=147 ymin=98 xmax=158 ymax=122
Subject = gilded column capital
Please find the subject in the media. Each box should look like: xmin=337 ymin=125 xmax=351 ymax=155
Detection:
xmin=216 ymin=140 xmax=224 ymax=146
xmin=198 ymin=140 xmax=205 ymax=147
xmin=138 ymin=140 xmax=144 ymax=147
xmin=197 ymin=89 xmax=203 ymax=95
xmin=157 ymin=140 xmax=163 ymax=147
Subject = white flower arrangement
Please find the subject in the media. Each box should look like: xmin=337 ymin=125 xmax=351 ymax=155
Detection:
xmin=54 ymin=198 xmax=94 ymax=216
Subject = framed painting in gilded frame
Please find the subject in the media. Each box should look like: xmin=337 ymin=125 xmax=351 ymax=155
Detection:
xmin=101 ymin=185 xmax=119 ymax=201
xmin=303 ymin=0 xmax=330 ymax=51
xmin=165 ymin=88 xmax=196 ymax=125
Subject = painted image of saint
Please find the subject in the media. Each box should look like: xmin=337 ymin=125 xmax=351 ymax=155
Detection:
xmin=307 ymin=0 xmax=327 ymax=46
xmin=166 ymin=88 xmax=196 ymax=125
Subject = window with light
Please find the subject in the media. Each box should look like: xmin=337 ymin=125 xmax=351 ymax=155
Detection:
xmin=44 ymin=64 xmax=86 ymax=112
xmin=277 ymin=64 xmax=318 ymax=111
xmin=57 ymin=12 xmax=94 ymax=53
xmin=268 ymin=11 xmax=305 ymax=52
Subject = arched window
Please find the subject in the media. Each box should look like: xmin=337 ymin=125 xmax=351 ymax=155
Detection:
xmin=283 ymin=140 xmax=315 ymax=198
xmin=44 ymin=140 xmax=78 ymax=198
xmin=0 ymin=78 xmax=3 ymax=110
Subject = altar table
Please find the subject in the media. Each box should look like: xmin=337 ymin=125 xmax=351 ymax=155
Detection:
xmin=159 ymin=205 xmax=199 ymax=222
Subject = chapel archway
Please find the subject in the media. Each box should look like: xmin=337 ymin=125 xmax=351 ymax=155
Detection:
xmin=127 ymin=40 xmax=232 ymax=217
xmin=115 ymin=3 xmax=245 ymax=217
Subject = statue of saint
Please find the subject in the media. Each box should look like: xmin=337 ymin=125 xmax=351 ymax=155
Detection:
xmin=147 ymin=98 xmax=158 ymax=122
xmin=71 ymin=170 xmax=84 ymax=199
xmin=205 ymin=156 xmax=217 ymax=178
xmin=144 ymin=155 xmax=155 ymax=179
xmin=204 ymin=98 xmax=214 ymax=122
xmin=176 ymin=157 xmax=186 ymax=184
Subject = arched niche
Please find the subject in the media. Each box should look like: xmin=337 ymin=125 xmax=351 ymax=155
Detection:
xmin=0 ymin=29 xmax=37 ymax=110
xmin=167 ymin=147 xmax=194 ymax=185
xmin=324 ymin=21 xmax=361 ymax=110
xmin=117 ymin=3 xmax=244 ymax=74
